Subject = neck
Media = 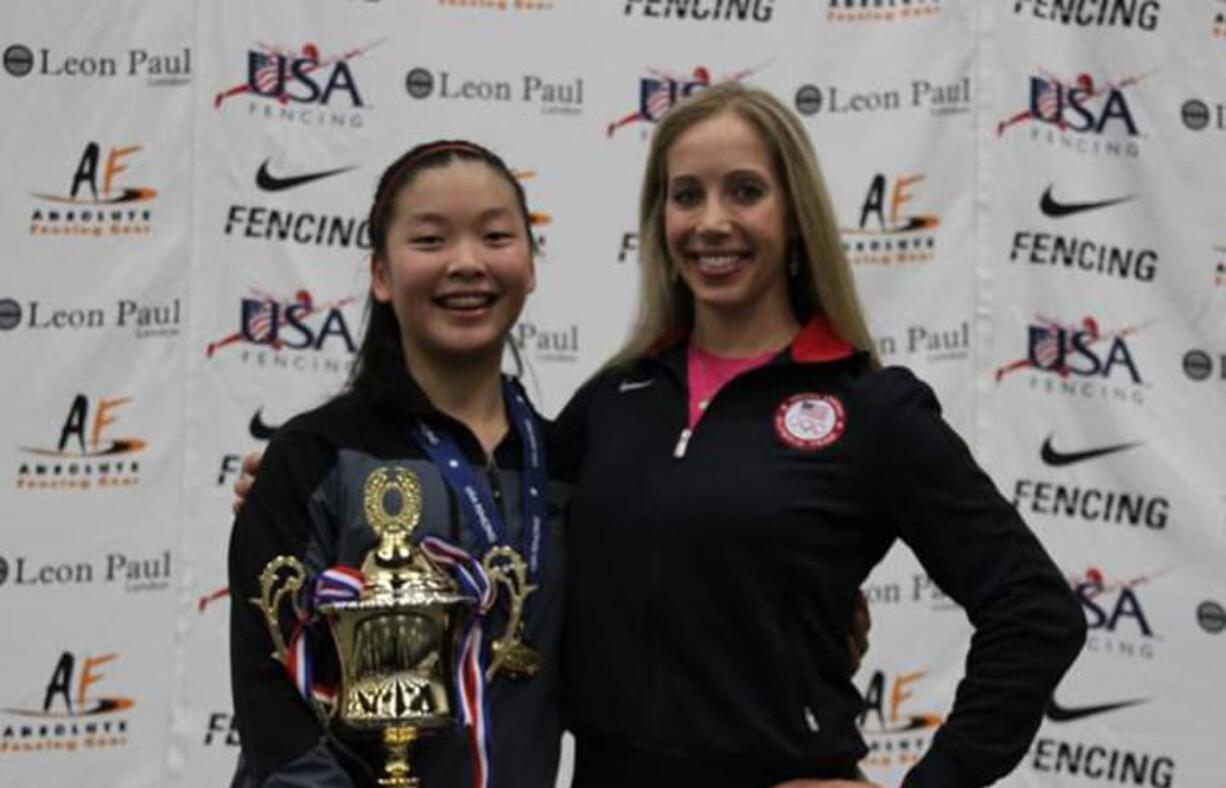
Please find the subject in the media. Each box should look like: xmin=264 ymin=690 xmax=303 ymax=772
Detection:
xmin=404 ymin=346 xmax=507 ymax=456
xmin=691 ymin=295 xmax=799 ymax=358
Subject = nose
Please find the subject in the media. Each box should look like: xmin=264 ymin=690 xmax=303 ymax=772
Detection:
xmin=696 ymin=196 xmax=731 ymax=238
xmin=448 ymin=236 xmax=487 ymax=278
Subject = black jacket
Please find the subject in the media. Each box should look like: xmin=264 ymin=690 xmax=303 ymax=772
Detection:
xmin=228 ymin=365 xmax=568 ymax=788
xmin=558 ymin=317 xmax=1086 ymax=788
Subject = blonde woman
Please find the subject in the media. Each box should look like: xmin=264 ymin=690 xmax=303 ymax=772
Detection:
xmin=556 ymin=83 xmax=1085 ymax=788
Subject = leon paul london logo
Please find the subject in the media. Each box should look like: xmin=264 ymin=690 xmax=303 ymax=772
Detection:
xmin=16 ymin=394 xmax=146 ymax=491
xmin=29 ymin=142 xmax=157 ymax=238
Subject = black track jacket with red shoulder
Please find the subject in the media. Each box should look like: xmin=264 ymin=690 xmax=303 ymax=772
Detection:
xmin=556 ymin=317 xmax=1086 ymax=788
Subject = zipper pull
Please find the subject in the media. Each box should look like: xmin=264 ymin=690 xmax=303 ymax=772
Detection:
xmin=673 ymin=427 xmax=693 ymax=459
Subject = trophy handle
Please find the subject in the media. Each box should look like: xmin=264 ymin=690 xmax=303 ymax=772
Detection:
xmin=251 ymin=556 xmax=308 ymax=667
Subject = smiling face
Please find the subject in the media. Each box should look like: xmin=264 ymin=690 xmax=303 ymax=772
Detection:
xmin=371 ymin=159 xmax=535 ymax=368
xmin=663 ymin=109 xmax=793 ymax=329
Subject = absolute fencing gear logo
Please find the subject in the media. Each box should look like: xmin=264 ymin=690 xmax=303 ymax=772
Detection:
xmin=28 ymin=142 xmax=157 ymax=238
xmin=824 ymin=0 xmax=941 ymax=24
xmin=857 ymin=669 xmax=943 ymax=771
xmin=840 ymin=173 xmax=940 ymax=265
xmin=15 ymin=394 xmax=146 ymax=491
xmin=1 ymin=651 xmax=134 ymax=755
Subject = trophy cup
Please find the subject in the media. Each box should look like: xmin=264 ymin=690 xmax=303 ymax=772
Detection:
xmin=254 ymin=466 xmax=475 ymax=787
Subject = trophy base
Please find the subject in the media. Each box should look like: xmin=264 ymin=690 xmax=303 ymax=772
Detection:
xmin=378 ymin=725 xmax=421 ymax=788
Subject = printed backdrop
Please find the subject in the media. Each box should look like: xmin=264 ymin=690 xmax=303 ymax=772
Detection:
xmin=1 ymin=1 xmax=1223 ymax=786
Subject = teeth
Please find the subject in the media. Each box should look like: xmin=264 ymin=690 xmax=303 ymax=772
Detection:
xmin=694 ymin=253 xmax=746 ymax=274
xmin=437 ymin=293 xmax=495 ymax=309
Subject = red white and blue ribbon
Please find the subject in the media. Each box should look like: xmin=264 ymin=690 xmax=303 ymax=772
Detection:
xmin=420 ymin=535 xmax=496 ymax=788
xmin=283 ymin=566 xmax=366 ymax=706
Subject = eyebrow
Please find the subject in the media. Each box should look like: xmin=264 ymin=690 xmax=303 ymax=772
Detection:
xmin=669 ymin=168 xmax=768 ymax=182
xmin=404 ymin=206 xmax=515 ymax=224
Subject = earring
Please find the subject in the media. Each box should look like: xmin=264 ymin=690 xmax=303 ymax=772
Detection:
xmin=788 ymin=249 xmax=801 ymax=277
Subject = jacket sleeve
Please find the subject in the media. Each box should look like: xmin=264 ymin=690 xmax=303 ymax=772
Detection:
xmin=228 ymin=428 xmax=355 ymax=787
xmin=875 ymin=369 xmax=1087 ymax=788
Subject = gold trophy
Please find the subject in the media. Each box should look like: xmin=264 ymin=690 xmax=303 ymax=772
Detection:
xmin=253 ymin=467 xmax=475 ymax=787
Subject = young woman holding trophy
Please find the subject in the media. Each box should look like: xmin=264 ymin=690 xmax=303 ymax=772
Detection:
xmin=229 ymin=140 xmax=568 ymax=788
xmin=233 ymin=86 xmax=1086 ymax=788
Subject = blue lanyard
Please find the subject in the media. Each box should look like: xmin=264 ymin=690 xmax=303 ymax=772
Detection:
xmin=410 ymin=377 xmax=548 ymax=580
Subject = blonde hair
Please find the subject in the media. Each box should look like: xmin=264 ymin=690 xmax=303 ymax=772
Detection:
xmin=609 ymin=82 xmax=878 ymax=368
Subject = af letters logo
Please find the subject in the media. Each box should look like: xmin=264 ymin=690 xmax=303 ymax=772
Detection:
xmin=1 ymin=651 xmax=133 ymax=754
xmin=29 ymin=141 xmax=156 ymax=238
xmin=205 ymin=288 xmax=357 ymax=375
xmin=994 ymin=315 xmax=1148 ymax=406
xmin=16 ymin=394 xmax=145 ymax=491
xmin=997 ymin=70 xmax=1145 ymax=158
xmin=841 ymin=173 xmax=939 ymax=265
xmin=213 ymin=40 xmax=382 ymax=129
xmin=858 ymin=669 xmax=944 ymax=771
xmin=606 ymin=65 xmax=754 ymax=137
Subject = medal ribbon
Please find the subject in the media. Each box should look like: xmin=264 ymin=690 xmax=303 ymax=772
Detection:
xmin=410 ymin=377 xmax=549 ymax=581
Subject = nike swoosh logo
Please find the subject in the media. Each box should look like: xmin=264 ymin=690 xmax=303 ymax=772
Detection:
xmin=1045 ymin=697 xmax=1146 ymax=723
xmin=1040 ymin=186 xmax=1136 ymax=219
xmin=618 ymin=379 xmax=654 ymax=393
xmin=249 ymin=409 xmax=281 ymax=440
xmin=1040 ymin=435 xmax=1140 ymax=467
xmin=255 ymin=160 xmax=356 ymax=192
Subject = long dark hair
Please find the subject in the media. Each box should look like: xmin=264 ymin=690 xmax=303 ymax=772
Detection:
xmin=346 ymin=140 xmax=536 ymax=398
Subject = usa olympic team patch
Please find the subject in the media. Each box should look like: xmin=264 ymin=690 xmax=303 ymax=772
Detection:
xmin=774 ymin=393 xmax=846 ymax=450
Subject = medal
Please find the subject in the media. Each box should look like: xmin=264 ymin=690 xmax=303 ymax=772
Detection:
xmin=411 ymin=377 xmax=549 ymax=682
xmin=481 ymin=546 xmax=541 ymax=680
